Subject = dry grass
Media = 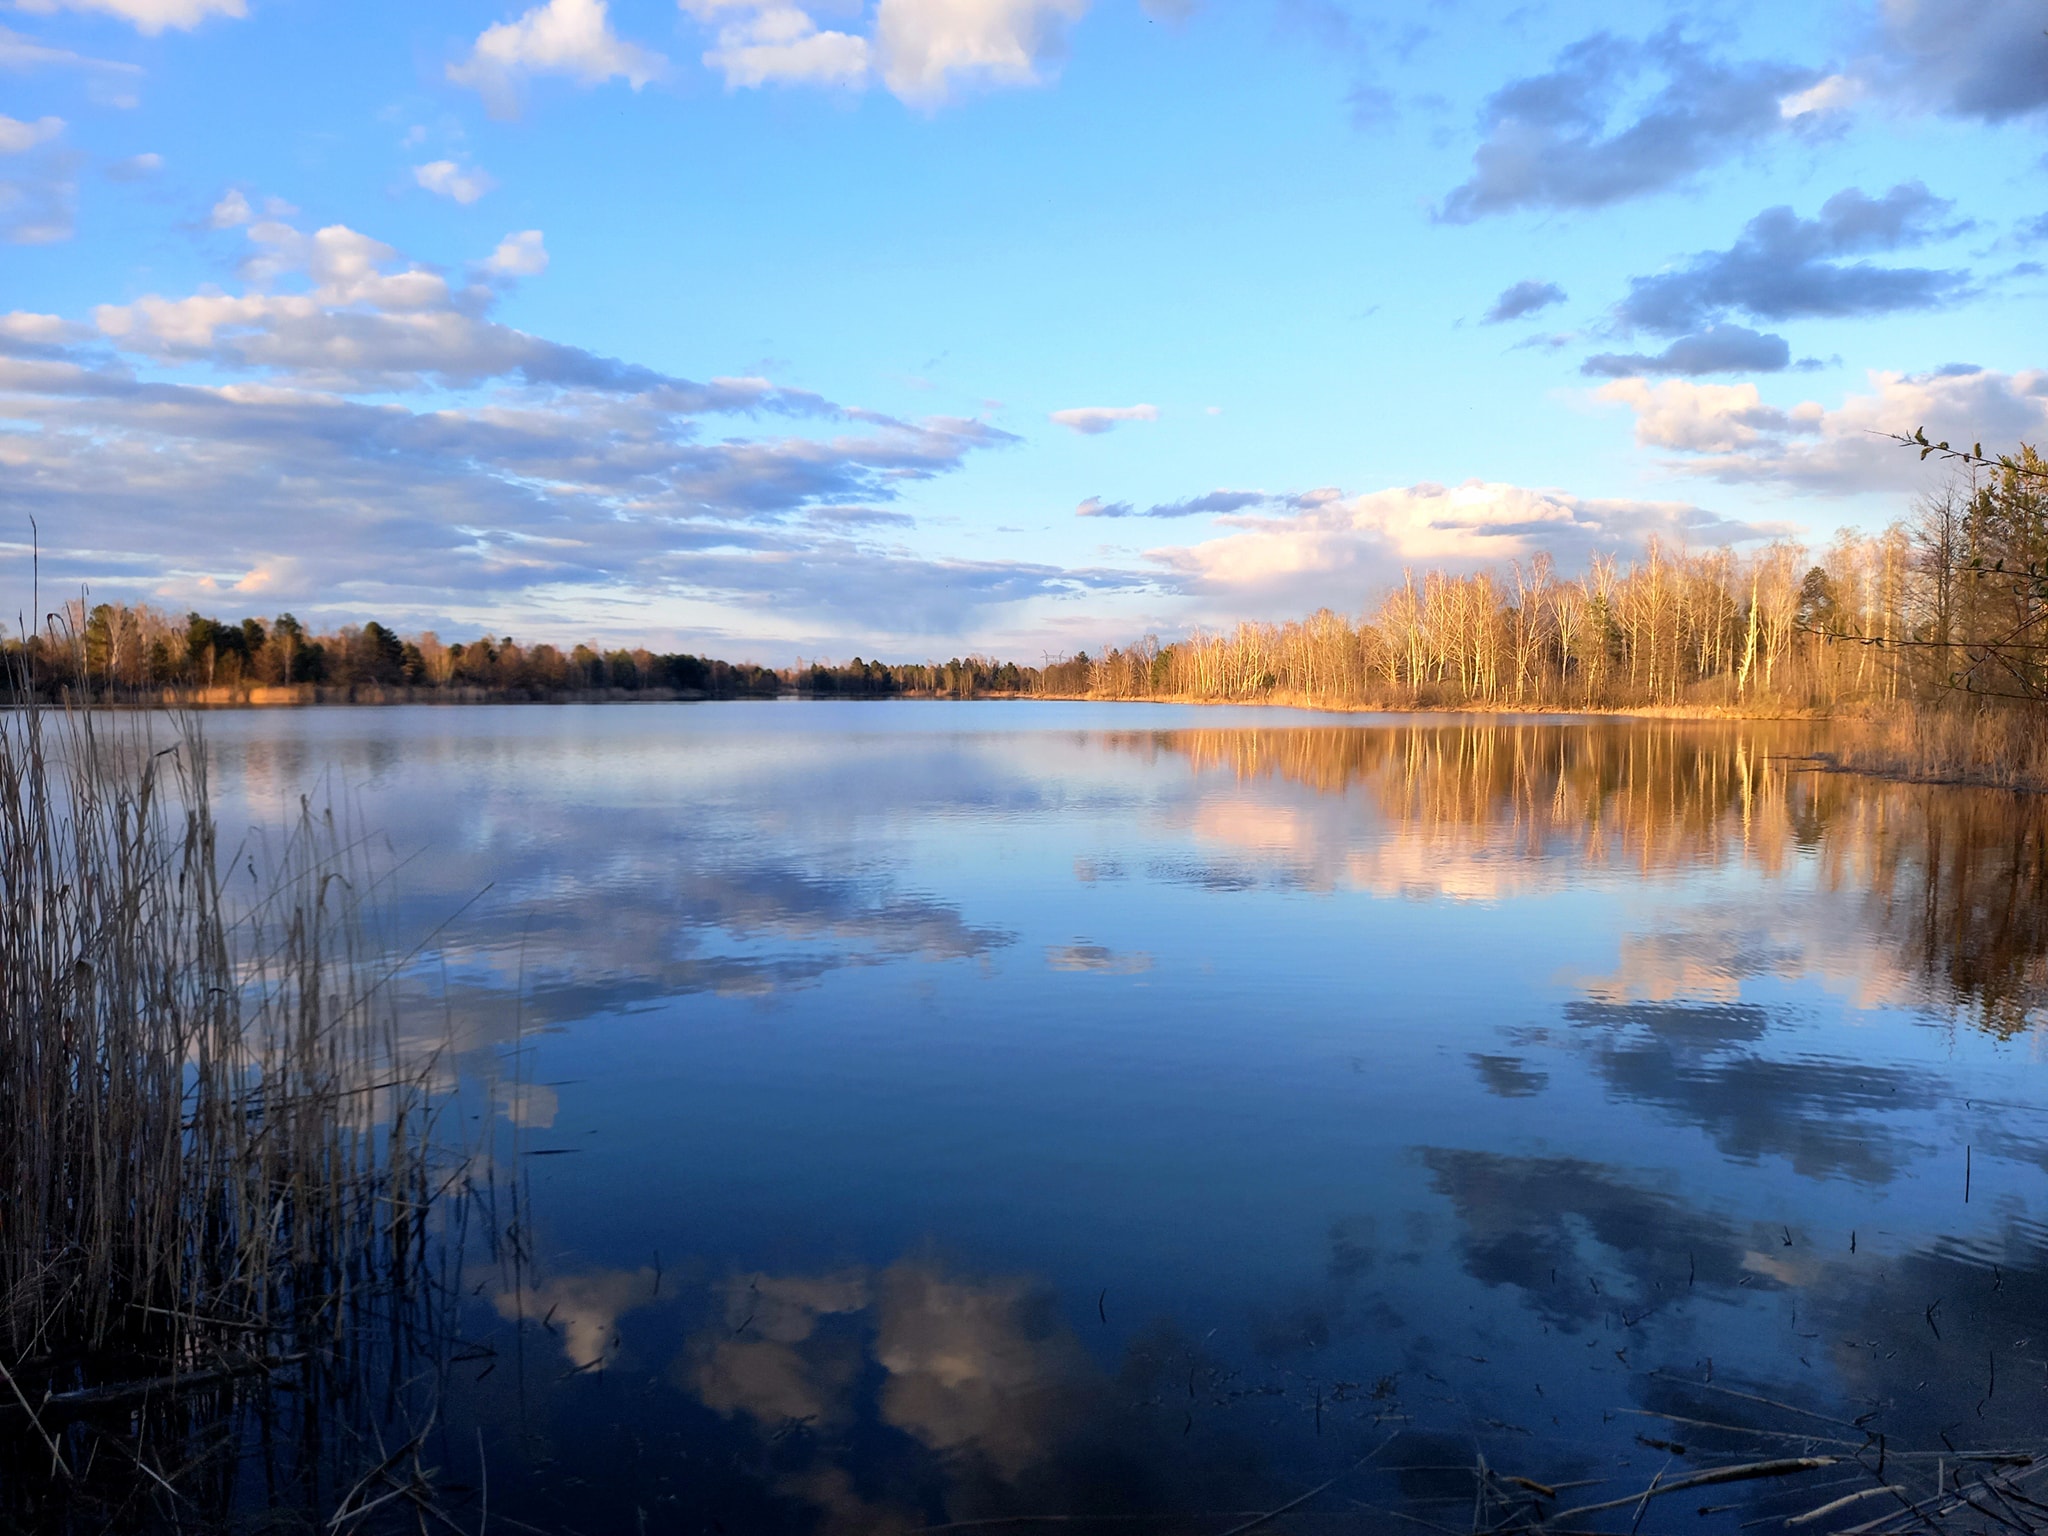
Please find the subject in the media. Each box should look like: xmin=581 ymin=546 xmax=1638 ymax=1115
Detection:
xmin=0 ymin=679 xmax=477 ymax=1526
xmin=1821 ymin=700 xmax=2048 ymax=793
xmin=1042 ymin=687 xmax=1827 ymax=721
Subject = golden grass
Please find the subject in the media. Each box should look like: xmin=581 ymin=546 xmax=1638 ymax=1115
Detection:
xmin=1822 ymin=700 xmax=2048 ymax=793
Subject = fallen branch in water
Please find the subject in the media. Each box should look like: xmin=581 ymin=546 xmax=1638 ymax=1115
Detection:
xmin=28 ymin=1351 xmax=306 ymax=1412
xmin=1543 ymin=1456 xmax=1841 ymax=1526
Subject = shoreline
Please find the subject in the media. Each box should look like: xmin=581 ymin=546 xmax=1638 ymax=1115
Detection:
xmin=23 ymin=683 xmax=1830 ymax=722
xmin=68 ymin=687 xmax=2032 ymax=797
xmin=1024 ymin=691 xmax=1832 ymax=722
xmin=20 ymin=684 xmax=2045 ymax=793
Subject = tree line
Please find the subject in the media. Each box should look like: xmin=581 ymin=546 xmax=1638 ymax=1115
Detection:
xmin=1056 ymin=447 xmax=2048 ymax=712
xmin=3 ymin=603 xmax=1040 ymax=703
xmin=9 ymin=442 xmax=2040 ymax=714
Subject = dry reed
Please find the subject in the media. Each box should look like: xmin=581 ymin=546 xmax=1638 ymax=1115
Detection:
xmin=1822 ymin=700 xmax=2048 ymax=792
xmin=0 ymin=676 xmax=475 ymax=1525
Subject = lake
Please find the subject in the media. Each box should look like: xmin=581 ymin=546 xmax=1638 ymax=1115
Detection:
xmin=199 ymin=701 xmax=2048 ymax=1533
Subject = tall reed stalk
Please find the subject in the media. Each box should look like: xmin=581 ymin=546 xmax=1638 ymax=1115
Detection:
xmin=0 ymin=680 xmax=464 ymax=1513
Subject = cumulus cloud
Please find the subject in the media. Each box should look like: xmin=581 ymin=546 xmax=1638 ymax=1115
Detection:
xmin=413 ymin=159 xmax=496 ymax=204
xmin=683 ymin=0 xmax=870 ymax=90
xmin=1594 ymin=378 xmax=1817 ymax=453
xmin=1483 ymin=278 xmax=1566 ymax=324
xmin=14 ymin=0 xmax=242 ymax=33
xmin=1612 ymin=183 xmax=1971 ymax=337
xmin=1596 ymin=366 xmax=2048 ymax=493
xmin=1144 ymin=479 xmax=1772 ymax=612
xmin=1049 ymin=402 xmax=1157 ymax=434
xmin=208 ymin=187 xmax=251 ymax=228
xmin=1440 ymin=28 xmax=1814 ymax=220
xmin=483 ymin=228 xmax=549 ymax=277
xmin=874 ymin=0 xmax=1090 ymax=108
xmin=0 ymin=310 xmax=83 ymax=347
xmin=678 ymin=0 xmax=1092 ymax=106
xmin=1582 ymin=323 xmax=1792 ymax=377
xmin=448 ymin=0 xmax=664 ymax=118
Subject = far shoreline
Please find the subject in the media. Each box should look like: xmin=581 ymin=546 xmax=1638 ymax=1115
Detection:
xmin=14 ymin=687 xmax=2022 ymax=824
xmin=33 ymin=684 xmax=2036 ymax=795
xmin=32 ymin=681 xmax=1830 ymax=724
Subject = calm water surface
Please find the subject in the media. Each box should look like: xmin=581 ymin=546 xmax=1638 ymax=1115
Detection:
xmin=202 ymin=702 xmax=2048 ymax=1532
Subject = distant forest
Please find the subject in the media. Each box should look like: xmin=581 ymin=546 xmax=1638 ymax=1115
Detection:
xmin=6 ymin=603 xmax=1032 ymax=702
xmin=9 ymin=447 xmax=2043 ymax=714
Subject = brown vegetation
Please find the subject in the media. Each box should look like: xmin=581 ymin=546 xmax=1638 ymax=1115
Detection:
xmin=0 ymin=686 xmax=476 ymax=1526
xmin=1046 ymin=452 xmax=2048 ymax=787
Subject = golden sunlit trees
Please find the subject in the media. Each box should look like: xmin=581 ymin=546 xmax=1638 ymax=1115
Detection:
xmin=1085 ymin=536 xmax=1932 ymax=711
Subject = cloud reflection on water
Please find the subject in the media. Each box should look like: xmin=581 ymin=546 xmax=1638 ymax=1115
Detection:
xmin=194 ymin=708 xmax=2048 ymax=1525
xmin=1565 ymin=999 xmax=1938 ymax=1185
xmin=682 ymin=1259 xmax=1113 ymax=1529
xmin=1132 ymin=719 xmax=2048 ymax=1031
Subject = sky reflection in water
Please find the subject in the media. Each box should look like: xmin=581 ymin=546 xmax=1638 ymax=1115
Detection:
xmin=201 ymin=702 xmax=2048 ymax=1532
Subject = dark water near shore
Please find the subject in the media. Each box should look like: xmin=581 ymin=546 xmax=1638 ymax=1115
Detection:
xmin=201 ymin=702 xmax=2048 ymax=1532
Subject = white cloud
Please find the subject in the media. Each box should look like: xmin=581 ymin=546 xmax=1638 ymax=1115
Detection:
xmin=90 ymin=216 xmax=489 ymax=367
xmin=1144 ymin=479 xmax=1772 ymax=612
xmin=683 ymin=0 xmax=870 ymax=89
xmin=0 ymin=115 xmax=63 ymax=154
xmin=0 ymin=206 xmax=1109 ymax=643
xmin=268 ymin=222 xmax=453 ymax=309
xmin=676 ymin=0 xmax=1092 ymax=105
xmin=484 ymin=229 xmax=549 ymax=277
xmin=1049 ymin=402 xmax=1157 ymax=434
xmin=449 ymin=0 xmax=665 ymax=118
xmin=1779 ymin=72 xmax=1865 ymax=118
xmin=14 ymin=0 xmax=243 ymax=33
xmin=1596 ymin=365 xmax=2048 ymax=493
xmin=0 ymin=310 xmax=82 ymax=344
xmin=1593 ymin=378 xmax=1814 ymax=453
xmin=875 ymin=0 xmax=1089 ymax=106
xmin=208 ymin=187 xmax=251 ymax=228
xmin=413 ymin=159 xmax=498 ymax=204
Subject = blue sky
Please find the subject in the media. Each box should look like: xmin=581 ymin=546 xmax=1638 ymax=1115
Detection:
xmin=2 ymin=0 xmax=2045 ymax=661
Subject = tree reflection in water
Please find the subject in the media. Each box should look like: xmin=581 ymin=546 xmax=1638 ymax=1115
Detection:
xmin=178 ymin=709 xmax=2048 ymax=1532
xmin=1118 ymin=719 xmax=2048 ymax=1032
